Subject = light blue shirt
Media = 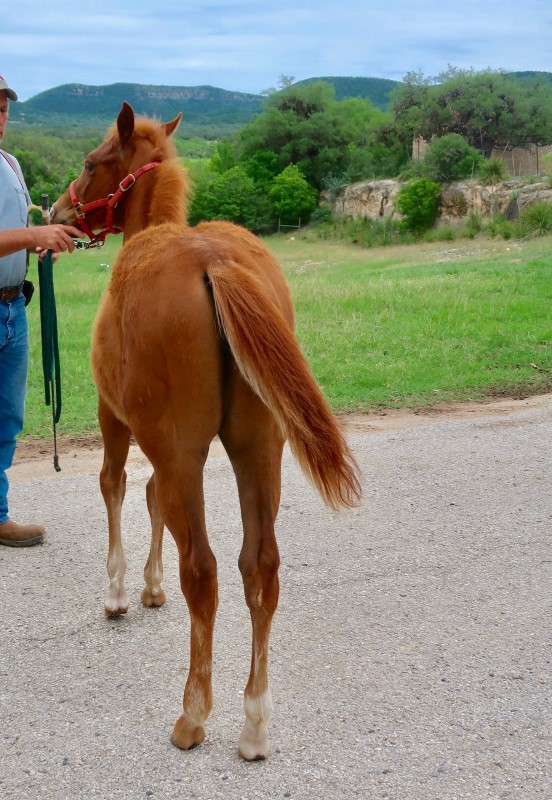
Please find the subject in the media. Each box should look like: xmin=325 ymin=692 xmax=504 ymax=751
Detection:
xmin=0 ymin=153 xmax=31 ymax=288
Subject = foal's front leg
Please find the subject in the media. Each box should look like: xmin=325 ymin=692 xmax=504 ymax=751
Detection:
xmin=98 ymin=400 xmax=132 ymax=617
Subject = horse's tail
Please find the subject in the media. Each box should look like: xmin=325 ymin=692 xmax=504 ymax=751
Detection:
xmin=207 ymin=261 xmax=362 ymax=511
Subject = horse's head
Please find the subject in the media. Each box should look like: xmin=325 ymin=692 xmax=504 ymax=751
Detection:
xmin=50 ymin=102 xmax=183 ymax=243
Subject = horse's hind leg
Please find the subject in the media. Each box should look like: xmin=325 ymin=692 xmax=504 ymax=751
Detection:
xmin=141 ymin=472 xmax=167 ymax=608
xmin=98 ymin=398 xmax=132 ymax=617
xmin=150 ymin=455 xmax=218 ymax=750
xmin=220 ymin=391 xmax=284 ymax=760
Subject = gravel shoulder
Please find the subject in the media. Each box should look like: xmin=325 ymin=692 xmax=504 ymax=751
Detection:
xmin=2 ymin=393 xmax=551 ymax=799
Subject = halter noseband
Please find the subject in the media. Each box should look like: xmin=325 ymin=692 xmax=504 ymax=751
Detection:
xmin=69 ymin=161 xmax=161 ymax=246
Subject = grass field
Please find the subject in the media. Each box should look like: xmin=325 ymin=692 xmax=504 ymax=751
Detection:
xmin=22 ymin=232 xmax=552 ymax=440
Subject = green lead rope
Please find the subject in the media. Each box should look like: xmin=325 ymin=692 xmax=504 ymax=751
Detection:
xmin=38 ymin=249 xmax=62 ymax=471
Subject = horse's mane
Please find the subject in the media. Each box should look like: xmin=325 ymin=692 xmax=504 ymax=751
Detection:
xmin=107 ymin=114 xmax=191 ymax=225
xmin=106 ymin=115 xmax=177 ymax=157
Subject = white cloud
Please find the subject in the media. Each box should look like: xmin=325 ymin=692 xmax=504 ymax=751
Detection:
xmin=3 ymin=0 xmax=552 ymax=100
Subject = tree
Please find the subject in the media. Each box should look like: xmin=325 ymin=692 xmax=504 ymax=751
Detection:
xmin=268 ymin=165 xmax=317 ymax=225
xmin=4 ymin=128 xmax=98 ymax=204
xmin=209 ymin=139 xmax=238 ymax=174
xmin=390 ymin=69 xmax=552 ymax=156
xmin=242 ymin=150 xmax=281 ymax=191
xmin=238 ymin=81 xmax=391 ymax=190
xmin=189 ymin=165 xmax=272 ymax=231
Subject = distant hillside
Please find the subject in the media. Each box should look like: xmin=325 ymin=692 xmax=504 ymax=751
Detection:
xmin=511 ymin=70 xmax=552 ymax=86
xmin=8 ymin=77 xmax=400 ymax=134
xmin=9 ymin=83 xmax=265 ymax=136
xmin=9 ymin=73 xmax=549 ymax=136
xmin=295 ymin=76 xmax=399 ymax=109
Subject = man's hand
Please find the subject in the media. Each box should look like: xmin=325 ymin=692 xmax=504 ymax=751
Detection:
xmin=0 ymin=224 xmax=84 ymax=259
xmin=32 ymin=224 xmax=83 ymax=257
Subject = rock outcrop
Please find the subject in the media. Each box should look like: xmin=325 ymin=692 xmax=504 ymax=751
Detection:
xmin=331 ymin=180 xmax=400 ymax=219
xmin=330 ymin=178 xmax=552 ymax=223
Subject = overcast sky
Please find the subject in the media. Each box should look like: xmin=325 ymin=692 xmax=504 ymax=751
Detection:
xmin=3 ymin=0 xmax=551 ymax=102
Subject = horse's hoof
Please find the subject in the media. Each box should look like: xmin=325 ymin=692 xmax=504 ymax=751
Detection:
xmin=103 ymin=603 xmax=128 ymax=617
xmin=171 ymin=715 xmax=205 ymax=750
xmin=141 ymin=586 xmax=167 ymax=608
xmin=238 ymin=725 xmax=271 ymax=761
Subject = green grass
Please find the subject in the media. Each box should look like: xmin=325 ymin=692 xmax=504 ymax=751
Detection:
xmin=25 ymin=240 xmax=116 ymax=439
xmin=22 ymin=233 xmax=552 ymax=439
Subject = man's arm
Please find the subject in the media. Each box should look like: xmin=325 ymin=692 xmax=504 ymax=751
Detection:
xmin=0 ymin=224 xmax=83 ymax=258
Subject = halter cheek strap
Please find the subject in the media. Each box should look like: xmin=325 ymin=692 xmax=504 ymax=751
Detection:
xmin=69 ymin=161 xmax=161 ymax=245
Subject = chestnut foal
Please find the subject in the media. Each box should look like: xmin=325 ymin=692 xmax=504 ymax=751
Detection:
xmin=50 ymin=102 xmax=362 ymax=759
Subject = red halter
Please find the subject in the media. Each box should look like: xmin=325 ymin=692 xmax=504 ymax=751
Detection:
xmin=69 ymin=161 xmax=161 ymax=246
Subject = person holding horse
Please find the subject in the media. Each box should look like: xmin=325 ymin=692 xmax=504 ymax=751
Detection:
xmin=0 ymin=74 xmax=81 ymax=547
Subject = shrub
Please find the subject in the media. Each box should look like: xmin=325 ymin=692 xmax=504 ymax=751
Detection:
xmin=488 ymin=214 xmax=513 ymax=239
xmin=423 ymin=226 xmax=456 ymax=243
xmin=322 ymin=172 xmax=349 ymax=202
xmin=396 ymin=178 xmax=442 ymax=233
xmin=424 ymin=134 xmax=484 ymax=182
xmin=479 ymin=157 xmax=507 ymax=185
xmin=400 ymin=134 xmax=483 ymax=184
xmin=465 ymin=214 xmax=482 ymax=239
xmin=310 ymin=205 xmax=333 ymax=224
xmin=519 ymin=200 xmax=552 ymax=236
xmin=398 ymin=158 xmax=431 ymax=182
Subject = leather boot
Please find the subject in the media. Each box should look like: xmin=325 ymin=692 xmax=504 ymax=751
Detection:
xmin=0 ymin=519 xmax=46 ymax=547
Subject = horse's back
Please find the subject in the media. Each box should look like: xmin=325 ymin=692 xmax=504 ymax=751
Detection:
xmin=92 ymin=220 xmax=293 ymax=454
xmin=93 ymin=224 xmax=224 ymax=446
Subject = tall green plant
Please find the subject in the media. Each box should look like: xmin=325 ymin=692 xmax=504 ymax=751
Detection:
xmin=479 ymin=157 xmax=507 ymax=220
xmin=396 ymin=178 xmax=442 ymax=232
xmin=269 ymin=165 xmax=317 ymax=225
xmin=519 ymin=201 xmax=552 ymax=235
xmin=479 ymin=157 xmax=507 ymax=185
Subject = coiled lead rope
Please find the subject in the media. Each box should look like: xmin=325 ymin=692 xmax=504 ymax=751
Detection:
xmin=38 ymin=194 xmax=62 ymax=471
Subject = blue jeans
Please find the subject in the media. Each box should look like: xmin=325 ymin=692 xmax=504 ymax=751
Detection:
xmin=0 ymin=294 xmax=29 ymax=523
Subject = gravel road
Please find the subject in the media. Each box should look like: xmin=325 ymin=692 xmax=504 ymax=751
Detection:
xmin=1 ymin=395 xmax=551 ymax=800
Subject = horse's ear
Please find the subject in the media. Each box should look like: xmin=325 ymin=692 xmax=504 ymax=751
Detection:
xmin=117 ymin=102 xmax=135 ymax=145
xmin=162 ymin=112 xmax=182 ymax=139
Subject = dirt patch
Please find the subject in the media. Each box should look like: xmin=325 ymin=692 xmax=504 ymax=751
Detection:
xmin=338 ymin=392 xmax=552 ymax=434
xmin=10 ymin=393 xmax=552 ymax=483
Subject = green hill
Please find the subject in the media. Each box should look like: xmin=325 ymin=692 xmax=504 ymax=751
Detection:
xmin=8 ymin=77 xmax=400 ymax=134
xmin=295 ymin=76 xmax=399 ymax=109
xmin=511 ymin=70 xmax=552 ymax=87
xmin=9 ymin=73 xmax=548 ymax=136
xmin=9 ymin=82 xmax=265 ymax=135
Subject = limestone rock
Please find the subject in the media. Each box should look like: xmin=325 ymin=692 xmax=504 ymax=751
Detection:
xmin=332 ymin=180 xmax=400 ymax=220
xmin=329 ymin=178 xmax=552 ymax=223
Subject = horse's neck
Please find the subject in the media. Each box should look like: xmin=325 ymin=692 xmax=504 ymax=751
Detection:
xmin=123 ymin=160 xmax=188 ymax=241
xmin=122 ymin=188 xmax=153 ymax=242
